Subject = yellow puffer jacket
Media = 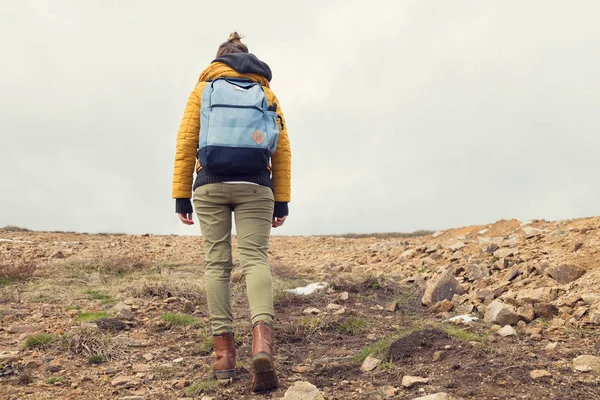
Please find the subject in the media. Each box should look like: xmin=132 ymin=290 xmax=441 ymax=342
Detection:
xmin=172 ymin=62 xmax=291 ymax=203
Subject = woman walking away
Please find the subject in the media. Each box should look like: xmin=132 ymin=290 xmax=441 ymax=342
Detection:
xmin=172 ymin=32 xmax=291 ymax=392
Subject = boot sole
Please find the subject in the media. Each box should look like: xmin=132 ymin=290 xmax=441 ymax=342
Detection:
xmin=251 ymin=352 xmax=278 ymax=392
xmin=212 ymin=369 xmax=236 ymax=380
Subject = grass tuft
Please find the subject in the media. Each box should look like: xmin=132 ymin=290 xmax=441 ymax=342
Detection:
xmin=354 ymin=336 xmax=397 ymax=363
xmin=190 ymin=334 xmax=214 ymax=356
xmin=63 ymin=326 xmax=126 ymax=361
xmin=87 ymin=355 xmax=106 ymax=364
xmin=328 ymin=317 xmax=368 ymax=335
xmin=75 ymin=311 xmax=110 ymax=323
xmin=273 ymin=289 xmax=308 ymax=307
xmin=160 ymin=312 xmax=203 ymax=327
xmin=17 ymin=371 xmax=34 ymax=385
xmin=85 ymin=290 xmax=114 ymax=304
xmin=24 ymin=334 xmax=55 ymax=349
xmin=46 ymin=377 xmax=66 ymax=384
xmin=187 ymin=379 xmax=220 ymax=395
xmin=442 ymin=325 xmax=489 ymax=344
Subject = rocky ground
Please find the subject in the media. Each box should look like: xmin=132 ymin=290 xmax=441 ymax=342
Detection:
xmin=0 ymin=216 xmax=599 ymax=399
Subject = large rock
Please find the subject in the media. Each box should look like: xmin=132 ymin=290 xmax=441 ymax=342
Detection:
xmin=110 ymin=376 xmax=141 ymax=388
xmin=422 ymin=272 xmax=465 ymax=306
xmin=582 ymin=293 xmax=600 ymax=305
xmin=573 ymin=355 xmax=600 ymax=373
xmin=522 ymin=227 xmax=543 ymax=239
xmin=517 ymin=304 xmax=535 ymax=323
xmin=281 ymin=381 xmax=325 ymax=400
xmin=485 ymin=243 xmax=499 ymax=254
xmin=533 ymin=303 xmax=559 ymax=319
xmin=429 ymin=299 xmax=453 ymax=314
xmin=589 ymin=309 xmax=600 ymax=325
xmin=116 ymin=307 xmax=134 ymax=321
xmin=546 ymin=264 xmax=586 ymax=284
xmin=493 ymin=248 xmax=516 ymax=258
xmin=484 ymin=301 xmax=519 ymax=325
xmin=502 ymin=237 xmax=519 ymax=247
xmin=447 ymin=242 xmax=465 ymax=252
xmin=466 ymin=264 xmax=489 ymax=281
xmin=516 ymin=287 xmax=558 ymax=304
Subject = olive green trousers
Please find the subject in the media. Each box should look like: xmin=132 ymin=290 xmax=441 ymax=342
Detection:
xmin=193 ymin=183 xmax=275 ymax=335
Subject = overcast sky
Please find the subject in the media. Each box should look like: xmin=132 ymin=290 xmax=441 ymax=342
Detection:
xmin=1 ymin=1 xmax=599 ymax=236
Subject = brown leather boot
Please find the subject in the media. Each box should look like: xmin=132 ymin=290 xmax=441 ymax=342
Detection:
xmin=251 ymin=321 xmax=278 ymax=392
xmin=212 ymin=332 xmax=236 ymax=380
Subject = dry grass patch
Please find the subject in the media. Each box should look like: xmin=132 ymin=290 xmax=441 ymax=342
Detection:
xmin=0 ymin=286 xmax=21 ymax=303
xmin=151 ymin=364 xmax=181 ymax=380
xmin=129 ymin=279 xmax=204 ymax=304
xmin=63 ymin=326 xmax=126 ymax=361
xmin=62 ymin=256 xmax=150 ymax=276
xmin=0 ymin=261 xmax=37 ymax=285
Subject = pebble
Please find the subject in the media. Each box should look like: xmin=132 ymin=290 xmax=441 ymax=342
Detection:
xmin=402 ymin=375 xmax=429 ymax=388
xmin=497 ymin=325 xmax=517 ymax=337
xmin=530 ymin=370 xmax=552 ymax=380
xmin=281 ymin=381 xmax=324 ymax=400
xmin=360 ymin=356 xmax=381 ymax=372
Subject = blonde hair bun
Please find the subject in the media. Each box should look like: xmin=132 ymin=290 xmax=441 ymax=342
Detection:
xmin=228 ymin=32 xmax=243 ymax=42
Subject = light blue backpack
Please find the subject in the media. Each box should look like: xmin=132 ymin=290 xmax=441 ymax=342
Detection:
xmin=197 ymin=78 xmax=280 ymax=176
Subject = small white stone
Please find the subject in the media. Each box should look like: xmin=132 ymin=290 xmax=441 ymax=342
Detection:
xmin=303 ymin=308 xmax=321 ymax=315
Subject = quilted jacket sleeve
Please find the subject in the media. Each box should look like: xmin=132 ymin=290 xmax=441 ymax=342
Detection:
xmin=172 ymin=86 xmax=201 ymax=200
xmin=269 ymin=91 xmax=292 ymax=203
